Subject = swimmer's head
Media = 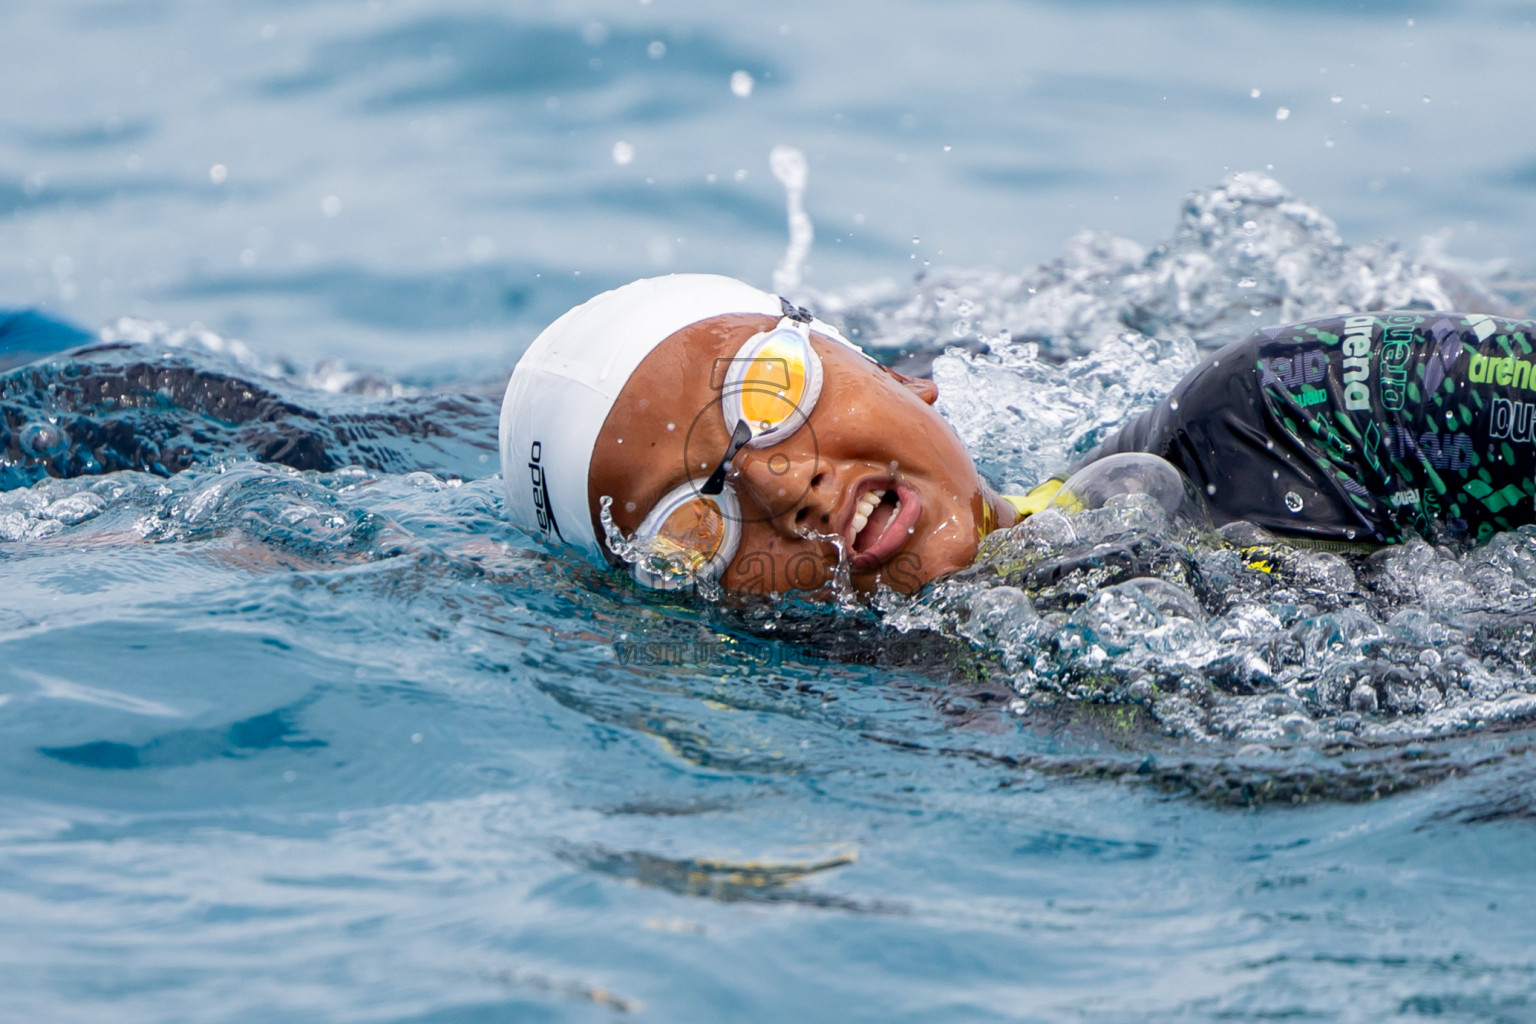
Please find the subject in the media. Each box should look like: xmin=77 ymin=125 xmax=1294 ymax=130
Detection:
xmin=500 ymin=274 xmax=1016 ymax=596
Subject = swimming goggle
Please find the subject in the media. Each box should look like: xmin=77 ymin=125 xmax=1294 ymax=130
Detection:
xmin=629 ymin=305 xmax=824 ymax=589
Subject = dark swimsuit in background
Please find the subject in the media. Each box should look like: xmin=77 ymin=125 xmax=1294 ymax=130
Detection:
xmin=1077 ymin=311 xmax=1536 ymax=547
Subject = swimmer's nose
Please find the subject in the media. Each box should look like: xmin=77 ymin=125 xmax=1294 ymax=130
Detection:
xmin=734 ymin=449 xmax=840 ymax=536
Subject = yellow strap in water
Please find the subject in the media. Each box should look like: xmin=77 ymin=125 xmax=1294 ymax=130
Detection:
xmin=1001 ymin=478 xmax=1064 ymax=519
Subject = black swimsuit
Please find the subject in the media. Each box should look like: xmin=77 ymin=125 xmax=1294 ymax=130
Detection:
xmin=1076 ymin=311 xmax=1536 ymax=546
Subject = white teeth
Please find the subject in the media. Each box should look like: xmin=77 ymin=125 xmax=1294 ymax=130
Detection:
xmin=850 ymin=489 xmax=887 ymax=539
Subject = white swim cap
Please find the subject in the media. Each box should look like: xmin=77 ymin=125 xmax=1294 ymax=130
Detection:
xmin=499 ymin=273 xmax=856 ymax=558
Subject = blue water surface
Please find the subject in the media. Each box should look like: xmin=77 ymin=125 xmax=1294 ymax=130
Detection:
xmin=5 ymin=1 xmax=1536 ymax=1022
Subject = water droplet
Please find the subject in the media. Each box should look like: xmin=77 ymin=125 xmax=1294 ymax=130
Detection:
xmin=730 ymin=70 xmax=754 ymax=97
xmin=1250 ymin=87 xmax=1262 ymax=98
xmin=1272 ymin=470 xmax=1280 ymax=479
xmin=666 ymin=422 xmax=675 ymax=431
xmin=20 ymin=421 xmax=68 ymax=457
xmin=1205 ymin=483 xmax=1217 ymax=496
xmin=1349 ymin=682 xmax=1378 ymax=713
xmin=1345 ymin=527 xmax=1356 ymax=539
xmin=1168 ymin=398 xmax=1179 ymax=410
xmin=1421 ymin=95 xmax=1431 ymax=104
xmin=1276 ymin=107 xmax=1291 ymax=121
xmin=209 ymin=163 xmax=228 ymax=184
xmin=612 ymin=140 xmax=635 ymax=166
xmin=647 ymin=40 xmax=666 ymax=59
xmin=1285 ymin=491 xmax=1304 ymax=513
xmin=1331 ymin=94 xmax=1343 ymax=104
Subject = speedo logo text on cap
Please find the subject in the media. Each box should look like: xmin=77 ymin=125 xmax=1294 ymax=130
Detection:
xmin=528 ymin=441 xmax=563 ymax=540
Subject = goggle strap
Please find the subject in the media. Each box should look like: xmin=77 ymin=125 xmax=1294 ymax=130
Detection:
xmin=699 ymin=418 xmax=752 ymax=496
xmin=779 ymin=297 xmax=814 ymax=324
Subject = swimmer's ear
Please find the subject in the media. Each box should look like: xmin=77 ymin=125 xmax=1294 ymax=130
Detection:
xmin=880 ymin=365 xmax=939 ymax=405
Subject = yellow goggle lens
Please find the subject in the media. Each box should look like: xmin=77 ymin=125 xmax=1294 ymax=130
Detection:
xmin=737 ymin=337 xmax=811 ymax=436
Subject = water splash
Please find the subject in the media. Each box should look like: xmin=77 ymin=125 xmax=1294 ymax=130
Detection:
xmin=770 ymin=144 xmax=813 ymax=296
xmin=597 ymin=493 xmax=722 ymax=598
xmin=811 ymin=171 xmax=1514 ymax=359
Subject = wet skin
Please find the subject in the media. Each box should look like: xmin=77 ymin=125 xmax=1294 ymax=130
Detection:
xmin=587 ymin=313 xmax=1017 ymax=596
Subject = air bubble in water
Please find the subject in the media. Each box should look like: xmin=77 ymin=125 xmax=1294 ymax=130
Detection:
xmin=730 ymin=71 xmax=754 ymax=97
xmin=1284 ymin=491 xmax=1304 ymax=512
xmin=1276 ymin=107 xmax=1291 ymax=121
xmin=612 ymin=141 xmax=635 ymax=166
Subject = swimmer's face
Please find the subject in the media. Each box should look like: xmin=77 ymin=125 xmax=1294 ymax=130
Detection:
xmin=588 ymin=314 xmax=1015 ymax=596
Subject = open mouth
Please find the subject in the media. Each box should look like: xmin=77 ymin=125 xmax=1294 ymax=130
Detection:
xmin=848 ymin=484 xmax=922 ymax=569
